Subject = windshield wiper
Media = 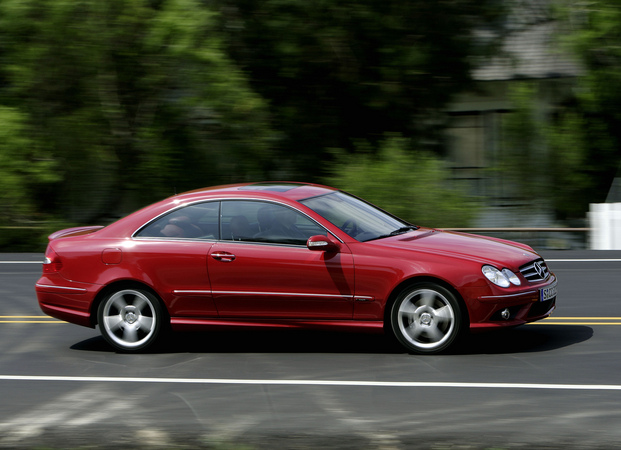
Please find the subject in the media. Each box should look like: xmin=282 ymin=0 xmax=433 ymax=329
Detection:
xmin=367 ymin=225 xmax=419 ymax=241
xmin=389 ymin=225 xmax=419 ymax=236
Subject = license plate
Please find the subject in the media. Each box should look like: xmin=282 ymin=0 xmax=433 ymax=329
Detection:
xmin=540 ymin=281 xmax=557 ymax=302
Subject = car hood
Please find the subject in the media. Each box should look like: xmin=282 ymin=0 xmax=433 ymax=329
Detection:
xmin=367 ymin=228 xmax=540 ymax=268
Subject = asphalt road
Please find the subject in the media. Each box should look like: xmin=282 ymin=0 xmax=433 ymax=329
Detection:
xmin=1 ymin=251 xmax=621 ymax=449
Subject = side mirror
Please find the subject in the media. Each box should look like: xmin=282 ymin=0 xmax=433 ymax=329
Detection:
xmin=306 ymin=235 xmax=340 ymax=252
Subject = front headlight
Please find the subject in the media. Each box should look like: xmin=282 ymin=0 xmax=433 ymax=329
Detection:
xmin=502 ymin=268 xmax=521 ymax=286
xmin=482 ymin=265 xmax=521 ymax=287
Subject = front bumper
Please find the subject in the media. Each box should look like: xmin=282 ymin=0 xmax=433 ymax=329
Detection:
xmin=467 ymin=274 xmax=557 ymax=330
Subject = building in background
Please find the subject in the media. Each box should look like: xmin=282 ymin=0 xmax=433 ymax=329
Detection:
xmin=446 ymin=0 xmax=581 ymax=230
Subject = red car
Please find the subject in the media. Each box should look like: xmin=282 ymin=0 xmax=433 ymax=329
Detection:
xmin=36 ymin=182 xmax=557 ymax=354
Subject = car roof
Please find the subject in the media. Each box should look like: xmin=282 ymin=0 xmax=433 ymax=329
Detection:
xmin=96 ymin=183 xmax=339 ymax=238
xmin=178 ymin=182 xmax=338 ymax=202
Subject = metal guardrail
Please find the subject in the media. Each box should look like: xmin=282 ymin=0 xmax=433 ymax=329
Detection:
xmin=0 ymin=226 xmax=48 ymax=229
xmin=441 ymin=228 xmax=590 ymax=232
xmin=440 ymin=228 xmax=591 ymax=250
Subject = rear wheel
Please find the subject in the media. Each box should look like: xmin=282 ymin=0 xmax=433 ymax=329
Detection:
xmin=97 ymin=288 xmax=163 ymax=352
xmin=390 ymin=283 xmax=464 ymax=354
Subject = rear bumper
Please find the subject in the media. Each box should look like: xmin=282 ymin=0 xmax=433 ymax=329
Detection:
xmin=36 ymin=275 xmax=100 ymax=328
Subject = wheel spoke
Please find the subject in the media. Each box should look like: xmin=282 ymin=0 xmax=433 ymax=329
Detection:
xmin=420 ymin=291 xmax=436 ymax=308
xmin=425 ymin=324 xmax=445 ymax=342
xmin=399 ymin=300 xmax=418 ymax=316
xmin=111 ymin=294 xmax=129 ymax=311
xmin=136 ymin=315 xmax=154 ymax=332
xmin=132 ymin=295 xmax=148 ymax=313
xmin=407 ymin=323 xmax=425 ymax=340
xmin=433 ymin=305 xmax=454 ymax=324
xmin=122 ymin=326 xmax=139 ymax=343
xmin=104 ymin=314 xmax=123 ymax=332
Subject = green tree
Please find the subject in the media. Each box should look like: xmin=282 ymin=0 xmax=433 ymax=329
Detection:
xmin=549 ymin=0 xmax=621 ymax=217
xmin=499 ymin=79 xmax=609 ymax=221
xmin=216 ymin=0 xmax=505 ymax=178
xmin=500 ymin=82 xmax=550 ymax=203
xmin=324 ymin=135 xmax=477 ymax=227
xmin=0 ymin=0 xmax=273 ymax=222
xmin=0 ymin=107 xmax=59 ymax=221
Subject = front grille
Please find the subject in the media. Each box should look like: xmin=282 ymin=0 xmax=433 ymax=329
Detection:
xmin=520 ymin=259 xmax=550 ymax=282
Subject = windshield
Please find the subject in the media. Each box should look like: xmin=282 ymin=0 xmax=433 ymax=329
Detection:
xmin=299 ymin=191 xmax=415 ymax=242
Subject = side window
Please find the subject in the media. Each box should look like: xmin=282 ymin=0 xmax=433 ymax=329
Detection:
xmin=136 ymin=202 xmax=220 ymax=239
xmin=221 ymin=201 xmax=326 ymax=245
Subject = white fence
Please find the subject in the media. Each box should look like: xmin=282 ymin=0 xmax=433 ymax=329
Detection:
xmin=589 ymin=203 xmax=621 ymax=250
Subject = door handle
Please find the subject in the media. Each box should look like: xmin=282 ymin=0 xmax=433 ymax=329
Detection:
xmin=211 ymin=252 xmax=236 ymax=262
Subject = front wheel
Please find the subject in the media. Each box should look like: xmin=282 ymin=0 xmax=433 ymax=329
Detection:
xmin=97 ymin=288 xmax=164 ymax=352
xmin=390 ymin=283 xmax=465 ymax=354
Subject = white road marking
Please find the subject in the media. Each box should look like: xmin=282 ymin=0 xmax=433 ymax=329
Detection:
xmin=1 ymin=375 xmax=621 ymax=391
xmin=0 ymin=261 xmax=41 ymax=264
xmin=546 ymin=259 xmax=621 ymax=262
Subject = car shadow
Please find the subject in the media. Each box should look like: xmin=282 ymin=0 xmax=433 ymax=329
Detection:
xmin=71 ymin=324 xmax=592 ymax=355
xmin=451 ymin=324 xmax=593 ymax=355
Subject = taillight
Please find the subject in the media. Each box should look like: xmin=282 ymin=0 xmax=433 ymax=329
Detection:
xmin=42 ymin=247 xmax=63 ymax=273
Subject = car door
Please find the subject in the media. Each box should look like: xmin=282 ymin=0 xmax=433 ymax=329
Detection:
xmin=208 ymin=200 xmax=355 ymax=319
xmin=133 ymin=201 xmax=220 ymax=317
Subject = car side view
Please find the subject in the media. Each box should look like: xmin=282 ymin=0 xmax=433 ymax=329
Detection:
xmin=36 ymin=182 xmax=557 ymax=354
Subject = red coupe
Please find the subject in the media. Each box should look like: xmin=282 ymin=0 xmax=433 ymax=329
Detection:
xmin=36 ymin=182 xmax=557 ymax=354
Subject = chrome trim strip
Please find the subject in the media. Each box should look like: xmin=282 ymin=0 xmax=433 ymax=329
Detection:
xmin=172 ymin=290 xmax=212 ymax=295
xmin=212 ymin=290 xmax=353 ymax=299
xmin=35 ymin=284 xmax=88 ymax=292
xmin=132 ymin=236 xmax=217 ymax=243
xmin=480 ymin=290 xmax=537 ymax=300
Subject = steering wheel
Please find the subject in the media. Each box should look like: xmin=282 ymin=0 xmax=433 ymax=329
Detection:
xmin=340 ymin=219 xmax=359 ymax=237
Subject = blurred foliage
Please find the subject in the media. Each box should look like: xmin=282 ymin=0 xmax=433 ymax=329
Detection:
xmin=500 ymin=82 xmax=550 ymax=203
xmin=496 ymin=1 xmax=621 ymax=221
xmin=325 ymin=135 xmax=478 ymax=227
xmin=0 ymin=0 xmax=504 ymax=233
xmin=501 ymin=81 xmax=599 ymax=220
xmin=0 ymin=222 xmax=77 ymax=252
xmin=3 ymin=0 xmax=621 ymax=242
xmin=0 ymin=106 xmax=60 ymax=221
xmin=215 ymin=0 xmax=505 ymax=175
xmin=549 ymin=0 xmax=621 ymax=217
xmin=0 ymin=0 xmax=273 ymax=223
xmin=501 ymin=78 xmax=618 ymax=221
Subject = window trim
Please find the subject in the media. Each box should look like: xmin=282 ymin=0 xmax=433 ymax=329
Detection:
xmin=132 ymin=198 xmax=340 ymax=247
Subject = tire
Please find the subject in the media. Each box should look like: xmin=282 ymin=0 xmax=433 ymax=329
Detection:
xmin=97 ymin=287 xmax=164 ymax=352
xmin=390 ymin=283 xmax=464 ymax=354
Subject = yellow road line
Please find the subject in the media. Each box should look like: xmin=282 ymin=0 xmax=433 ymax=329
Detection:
xmin=0 ymin=320 xmax=66 ymax=323
xmin=0 ymin=315 xmax=66 ymax=323
xmin=0 ymin=316 xmax=56 ymax=318
xmin=543 ymin=317 xmax=621 ymax=320
xmin=532 ymin=322 xmax=621 ymax=325
xmin=533 ymin=317 xmax=621 ymax=325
